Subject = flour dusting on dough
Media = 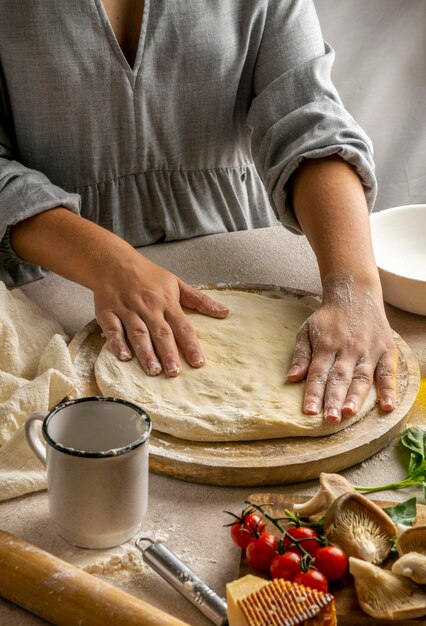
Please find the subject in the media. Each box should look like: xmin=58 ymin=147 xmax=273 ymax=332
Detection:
xmin=94 ymin=290 xmax=377 ymax=442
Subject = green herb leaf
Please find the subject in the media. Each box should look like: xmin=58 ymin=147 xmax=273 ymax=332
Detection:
xmin=408 ymin=451 xmax=422 ymax=475
xmin=383 ymin=497 xmax=417 ymax=526
xmin=355 ymin=428 xmax=426 ymax=495
xmin=401 ymin=427 xmax=426 ymax=461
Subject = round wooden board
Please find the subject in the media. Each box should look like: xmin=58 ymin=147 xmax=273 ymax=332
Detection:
xmin=67 ymin=284 xmax=420 ymax=486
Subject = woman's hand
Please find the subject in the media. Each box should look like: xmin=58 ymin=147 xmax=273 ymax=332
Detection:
xmin=94 ymin=251 xmax=229 ymax=376
xmin=287 ymin=156 xmax=400 ymax=422
xmin=287 ymin=274 xmax=398 ymax=423
xmin=10 ymin=208 xmax=229 ymax=378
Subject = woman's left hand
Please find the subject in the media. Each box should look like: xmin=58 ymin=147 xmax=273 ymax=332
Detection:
xmin=287 ymin=275 xmax=398 ymax=423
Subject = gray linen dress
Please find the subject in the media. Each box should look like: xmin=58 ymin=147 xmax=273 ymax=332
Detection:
xmin=0 ymin=0 xmax=376 ymax=287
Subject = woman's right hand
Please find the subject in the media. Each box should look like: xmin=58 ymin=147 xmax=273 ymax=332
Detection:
xmin=10 ymin=208 xmax=229 ymax=377
xmin=94 ymin=250 xmax=229 ymax=376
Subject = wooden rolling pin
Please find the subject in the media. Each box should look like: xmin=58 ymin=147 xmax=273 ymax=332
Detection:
xmin=0 ymin=530 xmax=190 ymax=626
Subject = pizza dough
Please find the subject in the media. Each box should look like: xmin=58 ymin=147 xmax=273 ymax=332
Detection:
xmin=94 ymin=290 xmax=377 ymax=442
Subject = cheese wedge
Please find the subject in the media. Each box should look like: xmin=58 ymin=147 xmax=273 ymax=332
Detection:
xmin=226 ymin=575 xmax=336 ymax=626
xmin=227 ymin=575 xmax=269 ymax=626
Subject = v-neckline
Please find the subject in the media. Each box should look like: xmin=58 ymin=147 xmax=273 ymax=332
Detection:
xmin=93 ymin=0 xmax=150 ymax=86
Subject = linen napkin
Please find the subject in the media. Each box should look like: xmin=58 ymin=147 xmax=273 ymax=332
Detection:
xmin=0 ymin=282 xmax=76 ymax=500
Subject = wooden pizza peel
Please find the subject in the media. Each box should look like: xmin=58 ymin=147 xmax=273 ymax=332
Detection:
xmin=67 ymin=284 xmax=420 ymax=486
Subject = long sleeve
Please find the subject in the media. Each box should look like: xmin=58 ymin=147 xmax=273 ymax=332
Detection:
xmin=0 ymin=74 xmax=81 ymax=287
xmin=247 ymin=0 xmax=377 ymax=234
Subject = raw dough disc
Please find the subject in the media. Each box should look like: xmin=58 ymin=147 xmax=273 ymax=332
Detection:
xmin=94 ymin=290 xmax=377 ymax=442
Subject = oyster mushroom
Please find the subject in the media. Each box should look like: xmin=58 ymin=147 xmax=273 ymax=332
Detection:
xmin=349 ymin=557 xmax=426 ymax=620
xmin=397 ymin=525 xmax=426 ymax=557
xmin=392 ymin=552 xmax=426 ymax=584
xmin=293 ymin=473 xmax=355 ymax=519
xmin=323 ymin=492 xmax=396 ymax=564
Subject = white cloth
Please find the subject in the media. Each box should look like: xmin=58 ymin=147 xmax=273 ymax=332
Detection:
xmin=0 ymin=283 xmax=76 ymax=500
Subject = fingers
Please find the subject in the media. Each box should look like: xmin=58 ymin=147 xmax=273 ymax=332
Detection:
xmin=97 ymin=310 xmax=167 ymax=377
xmin=123 ymin=313 xmax=164 ymax=376
xmin=287 ymin=322 xmax=311 ymax=381
xmin=179 ymin=282 xmax=230 ymax=318
xmin=97 ymin=311 xmax=132 ymax=362
xmin=123 ymin=308 xmax=205 ymax=377
xmin=164 ymin=308 xmax=205 ymax=368
xmin=323 ymin=355 xmax=366 ymax=423
xmin=96 ymin=286 xmax=214 ymax=377
xmin=303 ymin=351 xmax=336 ymax=419
xmin=95 ymin=264 xmax=228 ymax=376
xmin=341 ymin=357 xmax=375 ymax=417
xmin=375 ymin=349 xmax=398 ymax=411
xmin=304 ymin=349 xmax=395 ymax=424
xmin=287 ymin=298 xmax=398 ymax=422
xmin=290 ymin=325 xmax=343 ymax=421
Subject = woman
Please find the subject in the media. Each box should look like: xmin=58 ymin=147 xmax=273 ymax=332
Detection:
xmin=0 ymin=0 xmax=397 ymax=424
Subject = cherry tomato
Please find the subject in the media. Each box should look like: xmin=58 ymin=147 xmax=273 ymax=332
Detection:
xmin=313 ymin=545 xmax=348 ymax=581
xmin=244 ymin=513 xmax=265 ymax=537
xmin=270 ymin=551 xmax=302 ymax=581
xmin=294 ymin=569 xmax=329 ymax=594
xmin=230 ymin=513 xmax=265 ymax=550
xmin=246 ymin=532 xmax=279 ymax=572
xmin=283 ymin=527 xmax=320 ymax=556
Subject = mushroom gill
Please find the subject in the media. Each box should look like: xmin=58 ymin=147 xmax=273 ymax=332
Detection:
xmin=397 ymin=525 xmax=426 ymax=557
xmin=350 ymin=557 xmax=426 ymax=620
xmin=323 ymin=492 xmax=396 ymax=565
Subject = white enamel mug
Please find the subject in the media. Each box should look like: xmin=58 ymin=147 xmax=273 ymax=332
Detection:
xmin=25 ymin=397 xmax=152 ymax=549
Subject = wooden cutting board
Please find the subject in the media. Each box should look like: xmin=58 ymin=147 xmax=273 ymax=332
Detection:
xmin=240 ymin=493 xmax=426 ymax=625
xmin=67 ymin=284 xmax=420 ymax=487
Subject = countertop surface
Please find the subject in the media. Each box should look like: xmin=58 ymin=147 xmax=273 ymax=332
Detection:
xmin=1 ymin=225 xmax=425 ymax=626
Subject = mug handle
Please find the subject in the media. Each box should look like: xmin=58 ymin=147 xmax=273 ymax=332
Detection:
xmin=24 ymin=412 xmax=48 ymax=467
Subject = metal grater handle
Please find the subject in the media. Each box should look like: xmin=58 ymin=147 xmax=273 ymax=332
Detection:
xmin=135 ymin=537 xmax=228 ymax=626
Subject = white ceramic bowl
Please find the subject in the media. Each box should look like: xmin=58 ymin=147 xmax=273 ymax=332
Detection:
xmin=370 ymin=204 xmax=426 ymax=316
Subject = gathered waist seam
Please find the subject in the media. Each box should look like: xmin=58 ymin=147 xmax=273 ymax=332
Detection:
xmin=71 ymin=163 xmax=255 ymax=192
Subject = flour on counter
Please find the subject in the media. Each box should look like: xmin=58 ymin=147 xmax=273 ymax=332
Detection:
xmin=349 ymin=443 xmax=396 ymax=486
xmin=75 ymin=546 xmax=152 ymax=584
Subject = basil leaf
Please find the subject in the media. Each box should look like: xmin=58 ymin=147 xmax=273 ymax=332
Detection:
xmin=353 ymin=428 xmax=426 ymax=496
xmin=411 ymin=461 xmax=426 ymax=481
xmin=383 ymin=497 xmax=417 ymax=526
xmin=408 ymin=451 xmax=422 ymax=474
xmin=401 ymin=427 xmax=426 ymax=461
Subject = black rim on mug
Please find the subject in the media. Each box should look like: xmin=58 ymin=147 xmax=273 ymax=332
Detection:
xmin=42 ymin=396 xmax=152 ymax=458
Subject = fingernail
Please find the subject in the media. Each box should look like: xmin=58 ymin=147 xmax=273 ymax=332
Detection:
xmin=381 ymin=396 xmax=394 ymax=410
xmin=343 ymin=400 xmax=356 ymax=414
xmin=191 ymin=353 xmax=205 ymax=367
xmin=305 ymin=402 xmax=319 ymax=414
xmin=119 ymin=351 xmax=132 ymax=361
xmin=326 ymin=407 xmax=340 ymax=422
xmin=287 ymin=365 xmax=301 ymax=378
xmin=166 ymin=361 xmax=180 ymax=376
xmin=147 ymin=361 xmax=162 ymax=376
xmin=326 ymin=413 xmax=341 ymax=424
xmin=213 ymin=304 xmax=229 ymax=315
